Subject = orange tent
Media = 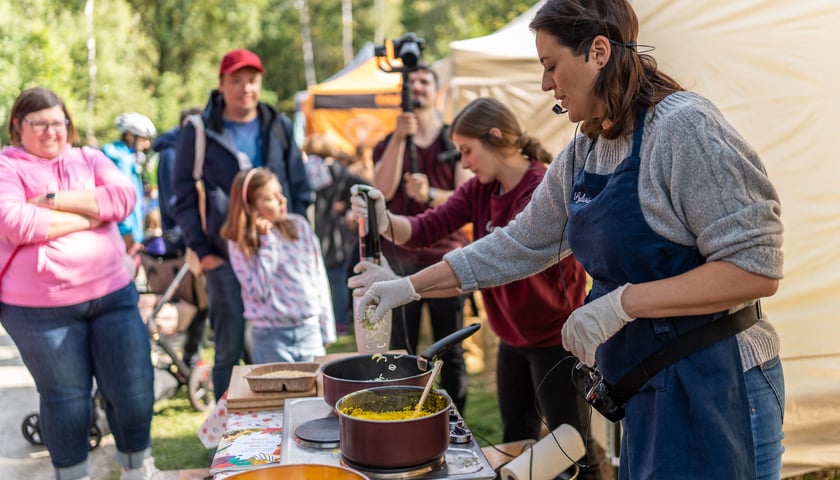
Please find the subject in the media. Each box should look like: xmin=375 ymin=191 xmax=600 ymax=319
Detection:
xmin=302 ymin=48 xmax=403 ymax=155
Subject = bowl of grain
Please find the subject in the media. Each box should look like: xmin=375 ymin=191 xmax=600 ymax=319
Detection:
xmin=244 ymin=362 xmax=320 ymax=393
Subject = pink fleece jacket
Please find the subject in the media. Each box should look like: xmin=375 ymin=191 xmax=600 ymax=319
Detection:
xmin=0 ymin=145 xmax=136 ymax=307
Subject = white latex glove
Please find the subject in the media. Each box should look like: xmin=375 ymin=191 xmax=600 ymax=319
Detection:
xmin=357 ymin=277 xmax=421 ymax=325
xmin=349 ymin=185 xmax=389 ymax=234
xmin=561 ymin=284 xmax=635 ymax=367
xmin=347 ymin=256 xmax=399 ymax=297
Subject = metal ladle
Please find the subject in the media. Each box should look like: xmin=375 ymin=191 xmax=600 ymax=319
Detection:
xmin=414 ymin=359 xmax=443 ymax=416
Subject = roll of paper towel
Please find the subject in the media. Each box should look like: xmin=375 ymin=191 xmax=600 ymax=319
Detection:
xmin=500 ymin=424 xmax=585 ymax=480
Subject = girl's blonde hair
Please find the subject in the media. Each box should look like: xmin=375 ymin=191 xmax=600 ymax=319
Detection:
xmin=220 ymin=168 xmax=298 ymax=257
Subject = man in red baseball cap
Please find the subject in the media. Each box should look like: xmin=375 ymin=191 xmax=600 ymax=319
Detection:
xmin=172 ymin=48 xmax=313 ymax=399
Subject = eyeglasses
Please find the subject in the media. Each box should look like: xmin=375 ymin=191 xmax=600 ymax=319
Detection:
xmin=23 ymin=118 xmax=69 ymax=133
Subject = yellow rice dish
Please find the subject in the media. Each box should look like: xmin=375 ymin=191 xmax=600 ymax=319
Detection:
xmin=340 ymin=405 xmax=435 ymax=420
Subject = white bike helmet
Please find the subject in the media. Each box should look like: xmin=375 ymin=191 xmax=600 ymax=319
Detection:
xmin=115 ymin=112 xmax=157 ymax=138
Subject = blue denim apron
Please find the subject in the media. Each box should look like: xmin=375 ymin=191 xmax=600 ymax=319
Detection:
xmin=566 ymin=107 xmax=755 ymax=479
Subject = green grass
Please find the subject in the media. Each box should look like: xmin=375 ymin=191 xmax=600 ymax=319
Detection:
xmin=462 ymin=376 xmax=503 ymax=447
xmin=150 ymin=393 xmax=214 ymax=470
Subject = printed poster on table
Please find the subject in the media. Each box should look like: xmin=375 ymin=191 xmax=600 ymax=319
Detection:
xmin=209 ymin=427 xmax=283 ymax=474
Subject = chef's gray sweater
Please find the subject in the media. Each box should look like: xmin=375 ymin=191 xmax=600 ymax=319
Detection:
xmin=445 ymin=91 xmax=783 ymax=372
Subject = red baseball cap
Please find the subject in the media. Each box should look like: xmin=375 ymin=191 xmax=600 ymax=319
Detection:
xmin=219 ymin=49 xmax=265 ymax=75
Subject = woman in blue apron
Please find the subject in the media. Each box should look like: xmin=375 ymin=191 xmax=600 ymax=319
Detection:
xmin=355 ymin=0 xmax=785 ymax=478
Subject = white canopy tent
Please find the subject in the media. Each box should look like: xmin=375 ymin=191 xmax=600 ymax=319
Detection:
xmin=442 ymin=0 xmax=840 ymax=472
xmin=442 ymin=1 xmax=566 ymax=153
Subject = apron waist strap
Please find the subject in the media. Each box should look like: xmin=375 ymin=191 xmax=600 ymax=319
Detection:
xmin=609 ymin=301 xmax=761 ymax=403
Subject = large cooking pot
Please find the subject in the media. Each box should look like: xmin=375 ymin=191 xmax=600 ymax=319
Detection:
xmin=227 ymin=464 xmax=370 ymax=479
xmin=321 ymin=323 xmax=480 ymax=407
xmin=336 ymin=385 xmax=451 ymax=468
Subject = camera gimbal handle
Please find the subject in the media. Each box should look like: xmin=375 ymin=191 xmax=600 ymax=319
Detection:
xmin=400 ymin=70 xmax=419 ymax=173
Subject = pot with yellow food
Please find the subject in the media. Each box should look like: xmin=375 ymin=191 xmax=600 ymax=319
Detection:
xmin=335 ymin=385 xmax=451 ymax=469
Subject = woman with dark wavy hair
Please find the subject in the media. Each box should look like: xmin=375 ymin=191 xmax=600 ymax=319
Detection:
xmin=349 ymin=97 xmax=602 ymax=478
xmin=356 ymin=1 xmax=785 ymax=478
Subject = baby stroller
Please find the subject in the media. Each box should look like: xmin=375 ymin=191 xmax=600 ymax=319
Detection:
xmin=137 ymin=232 xmax=214 ymax=412
xmin=21 ymin=384 xmax=109 ymax=450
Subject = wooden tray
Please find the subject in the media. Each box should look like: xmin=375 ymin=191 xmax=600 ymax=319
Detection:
xmin=226 ymin=365 xmax=320 ymax=412
xmin=245 ymin=362 xmax=319 ymax=393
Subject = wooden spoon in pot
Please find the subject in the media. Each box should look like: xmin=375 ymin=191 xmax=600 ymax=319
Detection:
xmin=414 ymin=359 xmax=444 ymax=416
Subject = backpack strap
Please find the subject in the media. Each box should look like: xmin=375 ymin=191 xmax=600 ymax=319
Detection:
xmin=270 ymin=116 xmax=293 ymax=190
xmin=383 ymin=125 xmax=458 ymax=178
xmin=186 ymin=115 xmax=208 ymax=234
xmin=271 ymin=117 xmax=289 ymax=153
xmin=187 ymin=115 xmax=206 ymax=181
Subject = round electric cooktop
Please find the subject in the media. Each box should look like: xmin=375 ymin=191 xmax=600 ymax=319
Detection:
xmin=295 ymin=416 xmax=340 ymax=448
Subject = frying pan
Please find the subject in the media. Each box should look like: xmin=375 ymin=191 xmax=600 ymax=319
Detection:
xmin=321 ymin=322 xmax=480 ymax=407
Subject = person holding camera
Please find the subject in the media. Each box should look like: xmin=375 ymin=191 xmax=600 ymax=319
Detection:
xmin=371 ymin=63 xmax=474 ymax=414
xmin=357 ymin=1 xmax=785 ymax=478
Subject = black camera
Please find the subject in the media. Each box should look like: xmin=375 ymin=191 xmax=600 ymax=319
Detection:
xmin=373 ymin=32 xmax=428 ymax=173
xmin=374 ymin=33 xmax=425 ymax=70
xmin=578 ymin=362 xmax=625 ymax=422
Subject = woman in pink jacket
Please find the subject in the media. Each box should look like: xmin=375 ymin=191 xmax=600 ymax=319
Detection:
xmin=0 ymin=87 xmax=157 ymax=480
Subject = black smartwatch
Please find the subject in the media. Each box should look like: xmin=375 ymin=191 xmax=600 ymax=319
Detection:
xmin=46 ymin=192 xmax=57 ymax=208
xmin=426 ymin=187 xmax=436 ymax=206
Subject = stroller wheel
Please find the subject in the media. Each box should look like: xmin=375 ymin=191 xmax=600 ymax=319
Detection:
xmin=188 ymin=362 xmax=215 ymax=412
xmin=89 ymin=424 xmax=102 ymax=450
xmin=21 ymin=413 xmax=43 ymax=446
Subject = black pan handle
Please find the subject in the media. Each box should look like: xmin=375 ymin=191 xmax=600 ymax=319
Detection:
xmin=417 ymin=323 xmax=481 ymax=371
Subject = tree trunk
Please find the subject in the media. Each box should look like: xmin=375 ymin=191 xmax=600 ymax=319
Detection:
xmin=342 ymin=0 xmax=353 ymax=65
xmin=85 ymin=0 xmax=97 ymax=145
xmin=296 ymin=0 xmax=317 ymax=87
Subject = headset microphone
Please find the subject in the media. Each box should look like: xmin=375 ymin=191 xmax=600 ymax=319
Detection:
xmin=552 ymin=104 xmax=568 ymax=115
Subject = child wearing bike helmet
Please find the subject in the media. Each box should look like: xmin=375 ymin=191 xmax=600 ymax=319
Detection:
xmin=102 ymin=112 xmax=157 ymax=251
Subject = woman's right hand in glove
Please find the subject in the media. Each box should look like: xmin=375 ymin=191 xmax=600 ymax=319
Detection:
xmin=349 ymin=185 xmax=389 ymax=234
xmin=357 ymin=277 xmax=422 ymax=325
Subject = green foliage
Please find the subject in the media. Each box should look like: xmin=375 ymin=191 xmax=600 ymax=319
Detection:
xmin=400 ymin=0 xmax=535 ymax=61
xmin=0 ymin=0 xmax=77 ymax=143
xmin=1 ymin=0 xmax=539 ymax=147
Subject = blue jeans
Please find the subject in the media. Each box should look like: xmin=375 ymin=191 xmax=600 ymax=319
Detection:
xmin=746 ymin=356 xmax=785 ymax=480
xmin=204 ymin=262 xmax=245 ymax=401
xmin=1 ymin=284 xmax=154 ymax=472
xmin=250 ymin=322 xmax=326 ymax=363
